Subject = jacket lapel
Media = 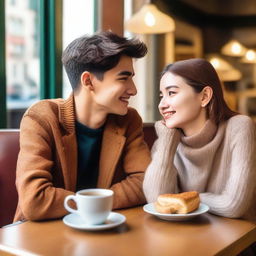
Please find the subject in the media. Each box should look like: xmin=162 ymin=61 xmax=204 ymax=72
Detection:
xmin=62 ymin=133 xmax=77 ymax=191
xmin=97 ymin=116 xmax=126 ymax=188
xmin=58 ymin=95 xmax=77 ymax=191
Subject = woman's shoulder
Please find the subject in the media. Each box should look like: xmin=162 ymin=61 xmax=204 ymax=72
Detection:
xmin=227 ymin=114 xmax=255 ymax=126
xmin=225 ymin=114 xmax=255 ymax=136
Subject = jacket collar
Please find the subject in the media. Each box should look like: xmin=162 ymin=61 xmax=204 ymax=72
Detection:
xmin=58 ymin=94 xmax=76 ymax=134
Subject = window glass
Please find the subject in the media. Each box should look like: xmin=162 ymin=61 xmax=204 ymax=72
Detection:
xmin=5 ymin=0 xmax=40 ymax=128
xmin=62 ymin=0 xmax=95 ymax=98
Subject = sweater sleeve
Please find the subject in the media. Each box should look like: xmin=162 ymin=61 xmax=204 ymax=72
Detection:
xmin=143 ymin=121 xmax=181 ymax=203
xmin=200 ymin=116 xmax=256 ymax=218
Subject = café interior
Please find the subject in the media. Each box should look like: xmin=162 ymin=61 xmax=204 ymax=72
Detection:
xmin=127 ymin=0 xmax=256 ymax=123
xmin=0 ymin=0 xmax=256 ymax=255
xmin=2 ymin=0 xmax=256 ymax=128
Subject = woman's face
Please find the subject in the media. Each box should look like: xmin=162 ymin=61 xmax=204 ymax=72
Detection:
xmin=158 ymin=72 xmax=207 ymax=136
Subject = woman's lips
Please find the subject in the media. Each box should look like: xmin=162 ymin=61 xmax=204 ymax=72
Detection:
xmin=163 ymin=111 xmax=176 ymax=119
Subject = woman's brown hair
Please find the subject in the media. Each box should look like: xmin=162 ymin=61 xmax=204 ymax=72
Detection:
xmin=161 ymin=58 xmax=238 ymax=124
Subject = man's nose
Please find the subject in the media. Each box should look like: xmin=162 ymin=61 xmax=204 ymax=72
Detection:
xmin=127 ymin=80 xmax=137 ymax=96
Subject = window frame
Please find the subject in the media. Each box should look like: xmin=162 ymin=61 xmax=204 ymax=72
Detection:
xmin=0 ymin=0 xmax=98 ymax=128
xmin=0 ymin=0 xmax=7 ymax=128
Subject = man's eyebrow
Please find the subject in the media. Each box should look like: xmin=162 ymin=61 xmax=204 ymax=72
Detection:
xmin=117 ymin=71 xmax=134 ymax=76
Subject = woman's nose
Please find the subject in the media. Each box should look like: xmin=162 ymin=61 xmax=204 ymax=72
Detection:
xmin=158 ymin=97 xmax=168 ymax=109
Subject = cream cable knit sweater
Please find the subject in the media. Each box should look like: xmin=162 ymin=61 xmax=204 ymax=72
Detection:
xmin=143 ymin=115 xmax=256 ymax=221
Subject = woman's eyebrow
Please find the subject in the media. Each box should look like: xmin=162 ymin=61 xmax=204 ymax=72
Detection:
xmin=165 ymin=85 xmax=179 ymax=90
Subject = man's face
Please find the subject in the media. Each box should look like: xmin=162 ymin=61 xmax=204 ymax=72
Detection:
xmin=90 ymin=55 xmax=137 ymax=116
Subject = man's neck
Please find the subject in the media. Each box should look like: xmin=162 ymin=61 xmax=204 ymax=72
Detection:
xmin=74 ymin=93 xmax=107 ymax=129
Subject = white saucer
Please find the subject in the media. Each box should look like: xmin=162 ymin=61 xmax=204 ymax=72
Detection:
xmin=63 ymin=212 xmax=126 ymax=231
xmin=143 ymin=203 xmax=209 ymax=221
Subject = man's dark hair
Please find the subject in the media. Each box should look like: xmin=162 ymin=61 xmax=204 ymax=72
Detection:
xmin=62 ymin=31 xmax=148 ymax=90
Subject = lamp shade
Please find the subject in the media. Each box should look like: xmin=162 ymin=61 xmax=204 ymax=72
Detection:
xmin=208 ymin=55 xmax=242 ymax=81
xmin=125 ymin=4 xmax=175 ymax=34
xmin=221 ymin=40 xmax=247 ymax=57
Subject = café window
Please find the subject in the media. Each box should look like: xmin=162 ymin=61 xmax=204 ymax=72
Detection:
xmin=5 ymin=0 xmax=40 ymax=128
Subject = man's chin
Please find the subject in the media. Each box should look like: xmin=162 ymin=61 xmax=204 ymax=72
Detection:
xmin=112 ymin=108 xmax=128 ymax=116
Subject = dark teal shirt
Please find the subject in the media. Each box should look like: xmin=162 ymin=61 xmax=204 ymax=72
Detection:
xmin=75 ymin=121 xmax=104 ymax=191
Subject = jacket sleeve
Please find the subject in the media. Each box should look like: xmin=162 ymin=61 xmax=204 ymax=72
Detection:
xmin=110 ymin=109 xmax=151 ymax=209
xmin=15 ymin=111 xmax=74 ymax=221
xmin=143 ymin=121 xmax=181 ymax=203
xmin=200 ymin=116 xmax=256 ymax=218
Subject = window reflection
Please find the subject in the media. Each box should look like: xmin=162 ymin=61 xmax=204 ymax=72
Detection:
xmin=5 ymin=0 xmax=40 ymax=127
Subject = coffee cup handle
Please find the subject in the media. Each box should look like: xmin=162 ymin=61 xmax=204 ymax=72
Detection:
xmin=64 ymin=195 xmax=78 ymax=214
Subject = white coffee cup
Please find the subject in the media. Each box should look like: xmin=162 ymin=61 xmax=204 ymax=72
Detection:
xmin=64 ymin=188 xmax=114 ymax=225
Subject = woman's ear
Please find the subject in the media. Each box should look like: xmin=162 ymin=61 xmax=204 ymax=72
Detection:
xmin=80 ymin=71 xmax=94 ymax=90
xmin=201 ymin=86 xmax=213 ymax=107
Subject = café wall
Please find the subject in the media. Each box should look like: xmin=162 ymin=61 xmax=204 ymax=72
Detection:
xmin=139 ymin=0 xmax=256 ymax=121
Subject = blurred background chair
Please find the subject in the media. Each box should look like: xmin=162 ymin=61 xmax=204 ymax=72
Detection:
xmin=0 ymin=130 xmax=19 ymax=227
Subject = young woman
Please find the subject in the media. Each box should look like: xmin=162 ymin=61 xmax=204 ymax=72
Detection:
xmin=143 ymin=58 xmax=256 ymax=221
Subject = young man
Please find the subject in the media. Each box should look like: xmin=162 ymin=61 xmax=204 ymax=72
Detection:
xmin=14 ymin=31 xmax=151 ymax=221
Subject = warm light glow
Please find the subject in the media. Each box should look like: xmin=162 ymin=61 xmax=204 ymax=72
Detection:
xmin=144 ymin=12 xmax=155 ymax=27
xmin=221 ymin=40 xmax=247 ymax=57
xmin=241 ymin=49 xmax=256 ymax=63
xmin=208 ymin=55 xmax=242 ymax=81
xmin=210 ymin=58 xmax=221 ymax=69
xmin=125 ymin=4 xmax=175 ymax=34
xmin=246 ymin=50 xmax=256 ymax=60
xmin=231 ymin=42 xmax=243 ymax=54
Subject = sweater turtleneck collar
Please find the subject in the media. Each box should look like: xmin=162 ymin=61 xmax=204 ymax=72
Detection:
xmin=180 ymin=119 xmax=217 ymax=148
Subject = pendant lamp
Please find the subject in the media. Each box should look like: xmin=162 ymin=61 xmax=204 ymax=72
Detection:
xmin=208 ymin=55 xmax=242 ymax=81
xmin=125 ymin=3 xmax=175 ymax=34
xmin=241 ymin=49 xmax=256 ymax=63
xmin=221 ymin=40 xmax=247 ymax=57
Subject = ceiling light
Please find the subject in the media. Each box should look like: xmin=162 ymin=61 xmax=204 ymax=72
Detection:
xmin=241 ymin=49 xmax=256 ymax=63
xmin=221 ymin=40 xmax=247 ymax=57
xmin=125 ymin=4 xmax=175 ymax=34
xmin=208 ymin=55 xmax=242 ymax=81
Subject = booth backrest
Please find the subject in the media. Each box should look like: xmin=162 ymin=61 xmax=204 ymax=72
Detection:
xmin=143 ymin=123 xmax=157 ymax=150
xmin=0 ymin=130 xmax=19 ymax=227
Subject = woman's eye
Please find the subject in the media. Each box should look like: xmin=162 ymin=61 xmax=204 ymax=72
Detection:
xmin=168 ymin=91 xmax=176 ymax=96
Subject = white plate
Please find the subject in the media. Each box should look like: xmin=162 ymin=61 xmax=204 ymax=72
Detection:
xmin=143 ymin=203 xmax=209 ymax=221
xmin=63 ymin=212 xmax=126 ymax=231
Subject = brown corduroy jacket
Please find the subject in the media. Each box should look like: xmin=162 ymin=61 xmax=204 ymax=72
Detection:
xmin=14 ymin=95 xmax=151 ymax=221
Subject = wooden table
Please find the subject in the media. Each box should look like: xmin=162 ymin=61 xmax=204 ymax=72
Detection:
xmin=0 ymin=207 xmax=255 ymax=256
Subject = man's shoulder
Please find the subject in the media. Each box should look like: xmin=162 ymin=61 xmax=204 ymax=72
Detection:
xmin=24 ymin=98 xmax=64 ymax=117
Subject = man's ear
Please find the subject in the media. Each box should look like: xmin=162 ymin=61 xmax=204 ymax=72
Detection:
xmin=80 ymin=71 xmax=94 ymax=90
xmin=201 ymin=86 xmax=213 ymax=107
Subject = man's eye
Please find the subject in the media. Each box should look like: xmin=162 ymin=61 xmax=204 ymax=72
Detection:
xmin=118 ymin=77 xmax=128 ymax=81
